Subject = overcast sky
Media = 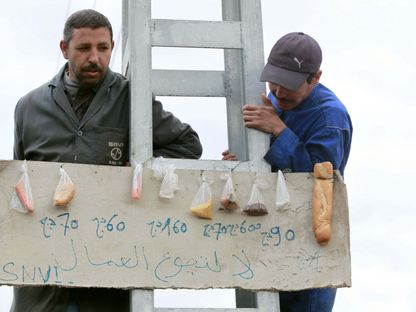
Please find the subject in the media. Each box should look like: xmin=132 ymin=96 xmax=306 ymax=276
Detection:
xmin=1 ymin=0 xmax=416 ymax=311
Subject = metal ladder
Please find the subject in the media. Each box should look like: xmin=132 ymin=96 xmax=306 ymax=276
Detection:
xmin=121 ymin=0 xmax=280 ymax=310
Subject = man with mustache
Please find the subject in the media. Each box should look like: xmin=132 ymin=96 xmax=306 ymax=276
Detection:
xmin=223 ymin=32 xmax=353 ymax=311
xmin=12 ymin=9 xmax=202 ymax=312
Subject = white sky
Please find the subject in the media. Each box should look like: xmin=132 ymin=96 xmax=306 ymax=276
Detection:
xmin=1 ymin=0 xmax=416 ymax=311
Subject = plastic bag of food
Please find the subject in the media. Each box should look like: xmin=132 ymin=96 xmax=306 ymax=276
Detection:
xmin=242 ymin=174 xmax=268 ymax=216
xmin=131 ymin=163 xmax=143 ymax=200
xmin=275 ymin=170 xmax=290 ymax=208
xmin=10 ymin=160 xmax=34 ymax=213
xmin=53 ymin=167 xmax=75 ymax=206
xmin=219 ymin=171 xmax=239 ymax=210
xmin=152 ymin=158 xmax=179 ymax=199
xmin=190 ymin=172 xmax=213 ymax=219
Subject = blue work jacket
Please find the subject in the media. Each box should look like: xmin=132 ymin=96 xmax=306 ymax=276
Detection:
xmin=266 ymin=83 xmax=352 ymax=176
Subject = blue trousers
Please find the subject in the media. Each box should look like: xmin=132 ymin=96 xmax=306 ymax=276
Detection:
xmin=279 ymin=288 xmax=336 ymax=312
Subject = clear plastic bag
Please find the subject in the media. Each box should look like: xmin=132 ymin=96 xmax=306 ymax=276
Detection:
xmin=219 ymin=171 xmax=239 ymax=210
xmin=54 ymin=167 xmax=75 ymax=207
xmin=10 ymin=160 xmax=34 ymax=213
xmin=131 ymin=163 xmax=143 ymax=200
xmin=152 ymin=158 xmax=179 ymax=199
xmin=190 ymin=172 xmax=213 ymax=219
xmin=275 ymin=170 xmax=290 ymax=208
xmin=243 ymin=174 xmax=268 ymax=216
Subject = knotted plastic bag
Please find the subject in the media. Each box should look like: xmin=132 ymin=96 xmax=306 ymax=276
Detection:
xmin=10 ymin=160 xmax=34 ymax=213
xmin=152 ymin=158 xmax=179 ymax=199
xmin=219 ymin=171 xmax=239 ymax=210
xmin=190 ymin=172 xmax=213 ymax=219
xmin=243 ymin=174 xmax=268 ymax=216
xmin=131 ymin=163 xmax=143 ymax=200
xmin=275 ymin=170 xmax=290 ymax=208
xmin=53 ymin=167 xmax=75 ymax=207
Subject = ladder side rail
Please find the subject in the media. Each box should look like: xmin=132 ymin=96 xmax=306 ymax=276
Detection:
xmin=121 ymin=0 xmax=129 ymax=75
xmin=238 ymin=1 xmax=279 ymax=308
xmin=256 ymin=291 xmax=280 ymax=312
xmin=128 ymin=0 xmax=154 ymax=309
xmin=129 ymin=0 xmax=153 ymax=164
xmin=222 ymin=0 xmax=248 ymax=162
xmin=122 ymin=38 xmax=130 ymax=76
xmin=223 ymin=50 xmax=248 ymax=161
xmin=237 ymin=1 xmax=280 ymax=308
xmin=239 ymin=0 xmax=269 ymax=173
xmin=222 ymin=0 xmax=275 ymax=309
xmin=130 ymin=289 xmax=155 ymax=312
xmin=122 ymin=0 xmax=129 ymax=62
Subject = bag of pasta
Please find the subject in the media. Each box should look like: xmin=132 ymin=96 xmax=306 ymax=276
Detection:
xmin=219 ymin=171 xmax=238 ymax=210
xmin=243 ymin=174 xmax=268 ymax=216
xmin=190 ymin=172 xmax=213 ymax=219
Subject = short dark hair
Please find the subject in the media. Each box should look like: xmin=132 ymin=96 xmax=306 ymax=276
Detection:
xmin=63 ymin=9 xmax=113 ymax=45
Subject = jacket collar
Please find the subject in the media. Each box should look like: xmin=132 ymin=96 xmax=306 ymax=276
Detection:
xmin=274 ymin=83 xmax=321 ymax=115
xmin=49 ymin=63 xmax=118 ymax=90
xmin=292 ymin=83 xmax=320 ymax=112
xmin=49 ymin=63 xmax=120 ymax=128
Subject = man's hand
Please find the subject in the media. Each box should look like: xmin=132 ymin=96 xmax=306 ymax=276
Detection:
xmin=242 ymin=94 xmax=287 ymax=137
xmin=222 ymin=149 xmax=238 ymax=161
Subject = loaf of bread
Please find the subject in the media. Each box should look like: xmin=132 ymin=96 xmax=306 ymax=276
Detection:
xmin=312 ymin=161 xmax=334 ymax=245
xmin=314 ymin=161 xmax=333 ymax=179
xmin=54 ymin=182 xmax=75 ymax=206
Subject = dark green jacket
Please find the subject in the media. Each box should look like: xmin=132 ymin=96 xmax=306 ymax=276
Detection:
xmin=11 ymin=64 xmax=202 ymax=312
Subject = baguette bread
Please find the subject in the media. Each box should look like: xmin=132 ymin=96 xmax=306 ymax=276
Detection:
xmin=313 ymin=161 xmax=333 ymax=179
xmin=312 ymin=161 xmax=334 ymax=245
xmin=54 ymin=182 xmax=75 ymax=206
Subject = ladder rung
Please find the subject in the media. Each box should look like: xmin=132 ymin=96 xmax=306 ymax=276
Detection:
xmin=152 ymin=70 xmax=226 ymax=97
xmin=154 ymin=309 xmax=259 ymax=312
xmin=151 ymin=19 xmax=243 ymax=49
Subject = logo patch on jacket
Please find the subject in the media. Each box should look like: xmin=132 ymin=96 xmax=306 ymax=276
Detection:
xmin=108 ymin=141 xmax=125 ymax=165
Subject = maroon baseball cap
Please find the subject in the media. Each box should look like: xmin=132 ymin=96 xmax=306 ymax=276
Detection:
xmin=260 ymin=32 xmax=322 ymax=91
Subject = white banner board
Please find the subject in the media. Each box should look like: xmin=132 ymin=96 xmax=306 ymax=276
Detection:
xmin=0 ymin=160 xmax=351 ymax=291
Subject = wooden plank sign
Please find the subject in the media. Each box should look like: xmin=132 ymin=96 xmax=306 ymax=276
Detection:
xmin=0 ymin=160 xmax=351 ymax=290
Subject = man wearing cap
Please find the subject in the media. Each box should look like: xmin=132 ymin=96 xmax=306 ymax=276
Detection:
xmin=223 ymin=32 xmax=352 ymax=311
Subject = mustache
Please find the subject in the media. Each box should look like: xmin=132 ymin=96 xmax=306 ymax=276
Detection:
xmin=277 ymin=97 xmax=295 ymax=104
xmin=82 ymin=64 xmax=101 ymax=72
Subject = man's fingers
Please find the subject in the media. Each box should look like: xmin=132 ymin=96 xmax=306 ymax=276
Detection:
xmin=223 ymin=155 xmax=237 ymax=161
xmin=242 ymin=104 xmax=257 ymax=111
xmin=222 ymin=149 xmax=238 ymax=161
xmin=222 ymin=149 xmax=237 ymax=159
